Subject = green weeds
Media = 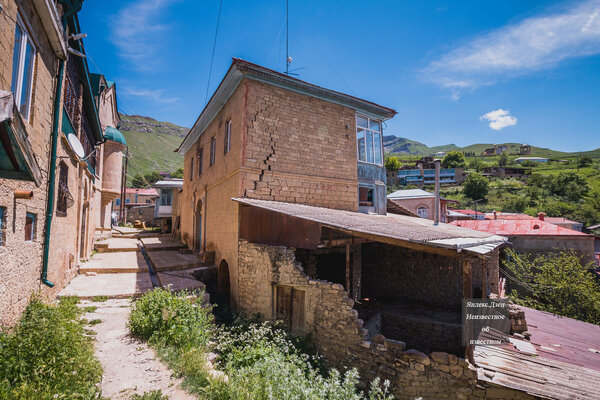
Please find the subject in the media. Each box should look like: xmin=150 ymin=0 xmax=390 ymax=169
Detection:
xmin=0 ymin=297 xmax=103 ymax=399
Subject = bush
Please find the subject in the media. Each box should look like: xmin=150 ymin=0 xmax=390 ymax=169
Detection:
xmin=0 ymin=297 xmax=103 ymax=399
xmin=129 ymin=287 xmax=213 ymax=349
xmin=442 ymin=151 xmax=466 ymax=168
xmin=209 ymin=320 xmax=393 ymax=400
xmin=501 ymin=196 xmax=528 ymax=213
xmin=503 ymin=249 xmax=600 ymax=324
xmin=462 ymin=172 xmax=489 ymax=200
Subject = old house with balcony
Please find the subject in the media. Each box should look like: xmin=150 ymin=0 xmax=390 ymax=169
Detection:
xmin=0 ymin=0 xmax=123 ymax=325
xmin=168 ymin=59 xmax=596 ymax=399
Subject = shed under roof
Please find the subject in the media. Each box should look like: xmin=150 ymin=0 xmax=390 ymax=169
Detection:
xmin=233 ymin=198 xmax=507 ymax=256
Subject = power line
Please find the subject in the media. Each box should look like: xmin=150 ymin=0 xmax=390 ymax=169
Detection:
xmin=204 ymin=0 xmax=223 ymax=106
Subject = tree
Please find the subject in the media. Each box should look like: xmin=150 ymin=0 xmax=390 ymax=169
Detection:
xmin=441 ymin=151 xmax=466 ymax=168
xmin=462 ymin=172 xmax=489 ymax=200
xmin=502 ymin=196 xmax=528 ymax=213
xmin=384 ymin=156 xmax=401 ymax=172
xmin=171 ymin=168 xmax=184 ymax=179
xmin=468 ymin=158 xmax=484 ymax=172
xmin=130 ymin=173 xmax=146 ymax=188
xmin=503 ymin=249 xmax=600 ymax=324
xmin=498 ymin=152 xmax=509 ymax=167
xmin=579 ymin=156 xmax=593 ymax=168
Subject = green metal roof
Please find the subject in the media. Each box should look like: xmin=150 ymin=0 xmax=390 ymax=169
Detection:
xmin=104 ymin=126 xmax=126 ymax=145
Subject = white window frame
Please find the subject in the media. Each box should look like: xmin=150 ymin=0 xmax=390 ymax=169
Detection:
xmin=356 ymin=114 xmax=383 ymax=166
xmin=417 ymin=206 xmax=428 ymax=218
xmin=11 ymin=15 xmax=37 ymax=122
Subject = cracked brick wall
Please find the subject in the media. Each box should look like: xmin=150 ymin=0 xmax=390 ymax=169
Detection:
xmin=241 ymin=80 xmax=359 ymax=211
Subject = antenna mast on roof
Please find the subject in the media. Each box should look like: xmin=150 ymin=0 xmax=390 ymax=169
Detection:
xmin=285 ymin=0 xmax=290 ymax=74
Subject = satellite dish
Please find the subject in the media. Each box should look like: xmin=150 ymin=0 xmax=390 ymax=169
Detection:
xmin=67 ymin=133 xmax=85 ymax=159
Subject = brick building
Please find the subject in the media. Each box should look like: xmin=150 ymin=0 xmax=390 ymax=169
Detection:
xmin=168 ymin=59 xmax=587 ymax=398
xmin=0 ymin=0 xmax=123 ymax=325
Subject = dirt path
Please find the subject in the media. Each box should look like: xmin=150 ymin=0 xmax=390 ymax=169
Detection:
xmin=80 ymin=299 xmax=196 ymax=400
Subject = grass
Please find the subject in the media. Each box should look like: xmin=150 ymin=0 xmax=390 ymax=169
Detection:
xmin=130 ymin=390 xmax=169 ymax=400
xmin=128 ymin=288 xmax=394 ymax=400
xmin=0 ymin=296 xmax=103 ymax=399
xmin=83 ymin=306 xmax=98 ymax=313
xmin=91 ymin=295 xmax=109 ymax=302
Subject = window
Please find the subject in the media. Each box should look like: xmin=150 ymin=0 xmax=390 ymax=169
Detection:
xmin=11 ymin=16 xmax=36 ymax=121
xmin=190 ymin=156 xmax=194 ymax=181
xmin=198 ymin=148 xmax=203 ymax=175
xmin=210 ymin=137 xmax=216 ymax=166
xmin=359 ymin=187 xmax=374 ymax=207
xmin=224 ymin=120 xmax=231 ymax=154
xmin=0 ymin=207 xmax=6 ymax=246
xmin=417 ymin=206 xmax=428 ymax=218
xmin=25 ymin=212 xmax=35 ymax=242
xmin=125 ymin=198 xmax=131 ymax=204
xmin=356 ymin=115 xmax=383 ymax=165
xmin=56 ymin=161 xmax=68 ymax=215
xmin=160 ymin=189 xmax=172 ymax=206
xmin=145 ymin=199 xmax=152 ymax=204
xmin=115 ymin=198 xmax=121 ymax=206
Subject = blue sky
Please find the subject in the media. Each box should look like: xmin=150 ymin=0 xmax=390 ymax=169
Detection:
xmin=79 ymin=0 xmax=600 ymax=152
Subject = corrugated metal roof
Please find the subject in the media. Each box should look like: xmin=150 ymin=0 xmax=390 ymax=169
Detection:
xmin=484 ymin=213 xmax=535 ymax=220
xmin=450 ymin=219 xmax=590 ymax=236
xmin=388 ymin=189 xmax=434 ymax=199
xmin=545 ymin=217 xmax=580 ymax=225
xmin=154 ymin=179 xmax=183 ymax=188
xmin=233 ymin=198 xmax=507 ymax=255
xmin=125 ymin=188 xmax=159 ymax=196
xmin=475 ymin=306 xmax=600 ymax=399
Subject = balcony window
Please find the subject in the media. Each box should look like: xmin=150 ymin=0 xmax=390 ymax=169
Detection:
xmin=210 ymin=137 xmax=216 ymax=166
xmin=356 ymin=115 xmax=382 ymax=165
xmin=417 ymin=206 xmax=428 ymax=218
xmin=359 ymin=186 xmax=374 ymax=207
xmin=11 ymin=17 xmax=36 ymax=121
xmin=160 ymin=189 xmax=172 ymax=206
xmin=198 ymin=148 xmax=203 ymax=176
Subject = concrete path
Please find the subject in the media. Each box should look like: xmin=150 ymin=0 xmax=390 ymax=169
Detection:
xmin=95 ymin=237 xmax=140 ymax=253
xmin=59 ymin=273 xmax=153 ymax=299
xmin=80 ymin=299 xmax=195 ymax=400
xmin=80 ymin=252 xmax=149 ymax=274
xmin=146 ymin=250 xmax=203 ymax=272
xmin=141 ymin=237 xmax=186 ymax=251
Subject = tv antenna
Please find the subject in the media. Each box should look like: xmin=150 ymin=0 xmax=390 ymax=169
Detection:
xmin=284 ymin=0 xmax=302 ymax=76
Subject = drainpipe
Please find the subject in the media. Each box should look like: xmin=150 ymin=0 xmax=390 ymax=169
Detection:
xmin=41 ymin=1 xmax=82 ymax=287
xmin=434 ymin=159 xmax=441 ymax=225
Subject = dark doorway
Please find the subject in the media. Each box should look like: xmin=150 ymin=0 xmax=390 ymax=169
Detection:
xmin=79 ymin=206 xmax=87 ymax=258
xmin=217 ymin=259 xmax=230 ymax=305
xmin=315 ymin=252 xmax=346 ymax=286
xmin=194 ymin=200 xmax=202 ymax=251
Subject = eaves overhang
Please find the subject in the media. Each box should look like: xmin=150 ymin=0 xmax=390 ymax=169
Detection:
xmin=177 ymin=58 xmax=397 ymax=155
xmin=32 ymin=0 xmax=68 ymax=59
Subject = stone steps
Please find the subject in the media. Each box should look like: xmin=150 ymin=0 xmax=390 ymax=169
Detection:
xmin=58 ymin=272 xmax=153 ymax=299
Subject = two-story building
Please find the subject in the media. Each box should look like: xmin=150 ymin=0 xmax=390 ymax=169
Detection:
xmin=171 ymin=59 xmax=527 ymax=399
xmin=0 ymin=0 xmax=124 ymax=325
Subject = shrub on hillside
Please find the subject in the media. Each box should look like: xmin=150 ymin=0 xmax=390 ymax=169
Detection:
xmin=462 ymin=172 xmax=489 ymax=200
xmin=129 ymin=287 xmax=213 ymax=349
xmin=442 ymin=151 xmax=466 ymax=169
xmin=0 ymin=297 xmax=103 ymax=399
xmin=503 ymin=249 xmax=600 ymax=324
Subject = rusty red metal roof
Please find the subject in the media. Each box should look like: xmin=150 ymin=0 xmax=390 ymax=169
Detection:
xmin=449 ymin=219 xmax=589 ymax=236
xmin=484 ymin=213 xmax=535 ymax=220
xmin=544 ymin=216 xmax=581 ymax=225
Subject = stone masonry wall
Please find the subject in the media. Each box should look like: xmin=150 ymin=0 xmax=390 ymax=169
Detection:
xmin=240 ymin=79 xmax=358 ymax=211
xmin=238 ymin=240 xmax=532 ymax=400
xmin=0 ymin=0 xmax=57 ymax=325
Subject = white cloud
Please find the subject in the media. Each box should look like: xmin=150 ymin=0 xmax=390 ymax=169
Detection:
xmin=109 ymin=0 xmax=179 ymax=70
xmin=480 ymin=109 xmax=518 ymax=130
xmin=422 ymin=0 xmax=600 ymax=97
xmin=122 ymin=88 xmax=179 ymax=104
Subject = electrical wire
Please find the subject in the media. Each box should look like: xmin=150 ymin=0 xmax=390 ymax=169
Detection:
xmin=204 ymin=0 xmax=223 ymax=107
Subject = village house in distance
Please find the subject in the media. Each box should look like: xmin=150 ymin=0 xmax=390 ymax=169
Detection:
xmin=0 ymin=0 xmax=125 ymax=325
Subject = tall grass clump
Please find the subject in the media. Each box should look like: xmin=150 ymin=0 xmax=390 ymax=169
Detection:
xmin=0 ymin=297 xmax=103 ymax=399
xmin=129 ymin=287 xmax=214 ymax=394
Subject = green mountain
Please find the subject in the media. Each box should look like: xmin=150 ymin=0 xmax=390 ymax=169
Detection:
xmin=383 ymin=135 xmax=600 ymax=160
xmin=118 ymin=114 xmax=187 ymax=178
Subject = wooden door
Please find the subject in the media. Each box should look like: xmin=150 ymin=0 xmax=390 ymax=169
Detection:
xmin=276 ymin=285 xmax=305 ymax=334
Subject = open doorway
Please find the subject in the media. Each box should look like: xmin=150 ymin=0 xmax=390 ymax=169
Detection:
xmin=217 ymin=259 xmax=230 ymax=305
xmin=194 ymin=199 xmax=202 ymax=251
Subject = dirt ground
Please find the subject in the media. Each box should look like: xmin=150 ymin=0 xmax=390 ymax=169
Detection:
xmin=80 ymin=298 xmax=195 ymax=400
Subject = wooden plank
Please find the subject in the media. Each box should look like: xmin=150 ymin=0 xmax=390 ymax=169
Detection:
xmin=276 ymin=285 xmax=292 ymax=329
xmin=345 ymin=243 xmax=350 ymax=294
xmin=239 ymin=206 xmax=321 ymax=249
xmin=291 ymin=288 xmax=305 ymax=334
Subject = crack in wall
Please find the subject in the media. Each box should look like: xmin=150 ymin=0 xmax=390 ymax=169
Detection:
xmin=245 ymin=101 xmax=276 ymax=197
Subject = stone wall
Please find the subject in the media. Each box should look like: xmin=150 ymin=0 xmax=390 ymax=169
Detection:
xmin=361 ymin=243 xmax=463 ymax=310
xmin=240 ymin=79 xmax=358 ymax=211
xmin=237 ymin=240 xmax=532 ymax=400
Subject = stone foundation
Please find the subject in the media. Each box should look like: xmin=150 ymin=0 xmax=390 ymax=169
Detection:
xmin=237 ymin=240 xmax=534 ymax=399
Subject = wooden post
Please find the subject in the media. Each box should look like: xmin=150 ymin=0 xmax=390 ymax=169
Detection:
xmin=463 ymin=258 xmax=475 ymax=365
xmin=345 ymin=243 xmax=351 ymax=295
